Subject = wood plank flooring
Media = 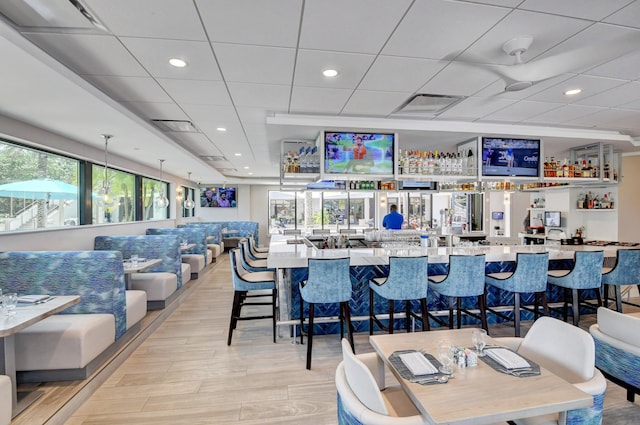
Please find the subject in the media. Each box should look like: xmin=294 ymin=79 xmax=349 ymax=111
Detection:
xmin=12 ymin=252 xmax=640 ymax=424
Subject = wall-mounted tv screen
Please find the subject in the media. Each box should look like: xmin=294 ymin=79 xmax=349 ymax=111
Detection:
xmin=200 ymin=186 xmax=237 ymax=208
xmin=322 ymin=131 xmax=395 ymax=177
xmin=399 ymin=180 xmax=438 ymax=190
xmin=491 ymin=211 xmax=504 ymax=220
xmin=481 ymin=137 xmax=540 ymax=178
xmin=544 ymin=211 xmax=561 ymax=227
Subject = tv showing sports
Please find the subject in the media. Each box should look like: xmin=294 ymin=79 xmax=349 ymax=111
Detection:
xmin=200 ymin=186 xmax=237 ymax=208
xmin=322 ymin=131 xmax=395 ymax=178
xmin=481 ymin=137 xmax=540 ymax=178
xmin=544 ymin=211 xmax=561 ymax=227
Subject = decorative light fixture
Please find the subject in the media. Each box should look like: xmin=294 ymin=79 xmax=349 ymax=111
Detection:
xmin=98 ymin=134 xmax=115 ymax=207
xmin=183 ymin=172 xmax=196 ymax=209
xmin=155 ymin=159 xmax=169 ymax=209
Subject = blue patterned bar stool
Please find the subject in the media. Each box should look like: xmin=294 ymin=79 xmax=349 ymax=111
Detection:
xmin=428 ymin=254 xmax=488 ymax=332
xmin=601 ymin=249 xmax=640 ymax=312
xmin=300 ymin=257 xmax=354 ymax=370
xmin=548 ymin=250 xmax=604 ymax=326
xmin=369 ymin=256 xmax=429 ymax=334
xmin=485 ymin=252 xmax=549 ymax=337
xmin=238 ymin=240 xmax=272 ymax=272
xmin=227 ymin=249 xmax=277 ymax=345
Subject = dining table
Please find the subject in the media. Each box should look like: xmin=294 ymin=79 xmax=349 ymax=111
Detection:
xmin=369 ymin=328 xmax=593 ymax=425
xmin=1 ymin=295 xmax=81 ymax=417
xmin=123 ymin=258 xmax=163 ymax=289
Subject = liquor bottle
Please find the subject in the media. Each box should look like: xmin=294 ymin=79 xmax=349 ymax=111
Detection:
xmin=467 ymin=148 xmax=474 ymax=175
xmin=603 ymin=162 xmax=610 ymax=180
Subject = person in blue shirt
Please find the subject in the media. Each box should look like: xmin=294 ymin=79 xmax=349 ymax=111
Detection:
xmin=382 ymin=204 xmax=404 ymax=230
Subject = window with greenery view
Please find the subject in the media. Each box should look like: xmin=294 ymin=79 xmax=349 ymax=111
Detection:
xmin=92 ymin=165 xmax=135 ymax=224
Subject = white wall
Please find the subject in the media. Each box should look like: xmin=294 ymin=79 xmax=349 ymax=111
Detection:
xmin=619 ymin=155 xmax=640 ymax=243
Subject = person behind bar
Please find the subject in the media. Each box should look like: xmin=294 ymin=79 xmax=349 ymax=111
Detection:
xmin=382 ymin=204 xmax=404 ymax=230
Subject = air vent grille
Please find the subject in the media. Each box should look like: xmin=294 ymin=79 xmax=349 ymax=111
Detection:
xmin=393 ymin=94 xmax=466 ymax=115
xmin=152 ymin=119 xmax=200 ymax=132
xmin=200 ymin=155 xmax=227 ymax=162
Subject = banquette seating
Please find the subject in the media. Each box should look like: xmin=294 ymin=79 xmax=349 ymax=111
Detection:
xmin=146 ymin=227 xmax=209 ymax=278
xmin=94 ymin=234 xmax=187 ymax=310
xmin=200 ymin=221 xmax=259 ymax=250
xmin=180 ymin=222 xmax=224 ymax=262
xmin=589 ymin=307 xmax=640 ymax=402
xmin=0 ymin=375 xmax=10 ymax=425
xmin=0 ymin=250 xmax=146 ymax=382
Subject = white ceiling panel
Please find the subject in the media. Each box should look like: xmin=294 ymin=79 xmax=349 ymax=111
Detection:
xmin=417 ymin=62 xmax=500 ymax=96
xmin=525 ymin=75 xmax=627 ymax=104
xmin=157 ymin=79 xmax=232 ymax=105
xmin=294 ymin=50 xmax=376 ymax=89
xmin=213 ymin=43 xmax=295 ymax=85
xmin=474 ymin=74 xmax=575 ymax=99
xmin=120 ymin=101 xmax=190 ymax=120
xmin=524 ymin=104 xmax=607 ymax=125
xmin=383 ymin=0 xmax=510 ymax=60
xmin=25 ymin=33 xmax=147 ymax=77
xmin=518 ymin=0 xmax=634 ymax=21
xmin=196 ymin=0 xmax=301 ymax=47
xmin=179 ymin=104 xmax=241 ymax=129
xmin=359 ymin=56 xmax=447 ymax=92
xmin=574 ymin=82 xmax=640 ymax=108
xmin=235 ymin=107 xmax=273 ymax=125
xmin=603 ymin=0 xmax=640 ymax=28
xmin=481 ymin=100 xmax=563 ymax=121
xmin=299 ymin=0 xmax=411 ymax=54
xmin=290 ymin=86 xmax=353 ymax=114
xmin=437 ymin=96 xmax=518 ymax=120
xmin=90 ymin=75 xmax=173 ymax=103
xmin=343 ymin=90 xmax=413 ymax=116
xmin=120 ymin=38 xmax=222 ymax=81
xmin=564 ymin=108 xmax=639 ymax=127
xmin=226 ymin=82 xmax=291 ymax=109
xmin=620 ymin=98 xmax=640 ymax=110
xmin=467 ymin=0 xmax=523 ymax=6
xmin=583 ymin=50 xmax=640 ymax=81
xmin=84 ymin=0 xmax=206 ymax=40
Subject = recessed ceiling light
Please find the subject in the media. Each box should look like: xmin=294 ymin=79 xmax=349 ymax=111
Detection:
xmin=248 ymin=172 xmax=253 ymax=175
xmin=234 ymin=153 xmax=242 ymax=156
xmin=322 ymin=69 xmax=339 ymax=77
xmin=243 ymin=166 xmax=250 ymax=169
xmin=169 ymin=58 xmax=187 ymax=68
xmin=564 ymin=88 xmax=582 ymax=96
xmin=216 ymin=127 xmax=227 ymax=132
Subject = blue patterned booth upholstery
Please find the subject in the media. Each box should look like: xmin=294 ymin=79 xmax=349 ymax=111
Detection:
xmin=0 ymin=250 xmax=144 ymax=382
xmin=200 ymin=221 xmax=259 ymax=246
xmin=146 ymin=227 xmax=209 ymax=278
xmin=590 ymin=307 xmax=640 ymax=403
xmin=180 ymin=223 xmax=223 ymax=261
xmin=94 ymin=235 xmax=185 ymax=309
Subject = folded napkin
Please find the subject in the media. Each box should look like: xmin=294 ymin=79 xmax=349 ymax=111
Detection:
xmin=485 ymin=348 xmax=530 ymax=369
xmin=399 ymin=352 xmax=438 ymax=376
xmin=17 ymin=295 xmax=51 ymax=303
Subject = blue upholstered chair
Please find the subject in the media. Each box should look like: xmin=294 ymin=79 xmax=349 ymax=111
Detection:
xmin=228 ymin=249 xmax=277 ymax=345
xmin=428 ymin=254 xmax=488 ymax=331
xmin=485 ymin=252 xmax=549 ymax=337
xmin=245 ymin=235 xmax=268 ymax=260
xmin=238 ymin=240 xmax=272 ymax=272
xmin=547 ymin=251 xmax=604 ymax=326
xmin=369 ymin=256 xmax=430 ymax=334
xmin=248 ymin=234 xmax=269 ymax=254
xmin=601 ymin=249 xmax=640 ymax=312
xmin=300 ymin=257 xmax=354 ymax=370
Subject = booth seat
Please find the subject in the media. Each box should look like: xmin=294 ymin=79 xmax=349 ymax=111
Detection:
xmin=589 ymin=307 xmax=640 ymax=402
xmin=94 ymin=234 xmax=186 ymax=310
xmin=0 ymin=250 xmax=145 ymax=382
xmin=180 ymin=223 xmax=223 ymax=262
xmin=146 ymin=227 xmax=209 ymax=278
xmin=198 ymin=221 xmax=259 ymax=248
xmin=0 ymin=375 xmax=10 ymax=425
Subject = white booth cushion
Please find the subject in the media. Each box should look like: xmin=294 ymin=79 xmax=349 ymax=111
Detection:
xmin=125 ymin=290 xmax=147 ymax=329
xmin=130 ymin=272 xmax=178 ymax=301
xmin=182 ymin=254 xmax=205 ymax=273
xmin=0 ymin=375 xmax=10 ymax=425
xmin=181 ymin=263 xmax=191 ymax=284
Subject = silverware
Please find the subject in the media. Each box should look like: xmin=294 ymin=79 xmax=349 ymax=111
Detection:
xmin=498 ymin=368 xmax=538 ymax=377
xmin=410 ymin=375 xmax=451 ymax=384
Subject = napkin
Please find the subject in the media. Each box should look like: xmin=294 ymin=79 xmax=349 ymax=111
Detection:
xmin=18 ymin=295 xmax=51 ymax=303
xmin=399 ymin=352 xmax=438 ymax=376
xmin=485 ymin=348 xmax=530 ymax=369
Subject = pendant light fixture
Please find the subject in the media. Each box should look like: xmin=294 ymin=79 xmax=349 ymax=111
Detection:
xmin=155 ymin=159 xmax=169 ymax=209
xmin=98 ymin=134 xmax=115 ymax=207
xmin=183 ymin=172 xmax=196 ymax=209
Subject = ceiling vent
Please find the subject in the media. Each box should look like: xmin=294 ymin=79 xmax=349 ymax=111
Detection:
xmin=0 ymin=0 xmax=106 ymax=31
xmin=152 ymin=119 xmax=200 ymax=133
xmin=200 ymin=155 xmax=227 ymax=162
xmin=393 ymin=94 xmax=466 ymax=116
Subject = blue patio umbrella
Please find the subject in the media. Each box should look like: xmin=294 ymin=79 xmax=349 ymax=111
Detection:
xmin=0 ymin=178 xmax=80 ymax=200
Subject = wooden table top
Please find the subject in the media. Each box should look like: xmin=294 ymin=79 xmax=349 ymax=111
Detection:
xmin=0 ymin=295 xmax=80 ymax=337
xmin=123 ymin=258 xmax=162 ymax=274
xmin=370 ymin=328 xmax=593 ymax=425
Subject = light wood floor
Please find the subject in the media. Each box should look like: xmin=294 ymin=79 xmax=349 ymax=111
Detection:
xmin=13 ymin=253 xmax=640 ymax=424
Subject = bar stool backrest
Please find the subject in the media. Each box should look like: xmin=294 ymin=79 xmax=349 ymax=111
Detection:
xmin=603 ymin=249 xmax=640 ymax=284
xmin=565 ymin=251 xmax=605 ymax=289
xmin=509 ymin=252 xmax=550 ymax=293
xmin=436 ymin=254 xmax=486 ymax=297
xmin=301 ymin=258 xmax=351 ymax=304
xmin=380 ymin=256 xmax=429 ymax=300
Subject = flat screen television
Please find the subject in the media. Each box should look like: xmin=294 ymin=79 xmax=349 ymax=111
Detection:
xmin=399 ymin=180 xmax=438 ymax=190
xmin=321 ymin=131 xmax=396 ymax=179
xmin=491 ymin=211 xmax=504 ymax=220
xmin=200 ymin=186 xmax=237 ymax=208
xmin=481 ymin=137 xmax=540 ymax=178
xmin=544 ymin=210 xmax=561 ymax=227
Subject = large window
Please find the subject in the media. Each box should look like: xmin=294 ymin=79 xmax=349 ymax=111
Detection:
xmin=0 ymin=140 xmax=79 ymax=231
xmin=92 ymin=165 xmax=135 ymax=224
xmin=142 ymin=177 xmax=169 ymax=220
xmin=181 ymin=186 xmax=196 ymax=218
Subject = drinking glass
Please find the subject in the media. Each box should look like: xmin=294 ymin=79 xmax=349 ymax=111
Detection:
xmin=181 ymin=239 xmax=188 ymax=247
xmin=437 ymin=340 xmax=454 ymax=375
xmin=3 ymin=293 xmax=18 ymax=316
xmin=130 ymin=254 xmax=139 ymax=267
xmin=472 ymin=328 xmax=487 ymax=357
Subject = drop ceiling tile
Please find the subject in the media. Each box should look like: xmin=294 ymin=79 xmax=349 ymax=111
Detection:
xmin=359 ymin=56 xmax=447 ymax=92
xmin=417 ymin=62 xmax=500 ymax=96
xmin=236 ymin=107 xmax=274 ymax=125
xmin=620 ymin=98 xmax=640 ymax=110
xmin=564 ymin=108 xmax=639 ymax=127
xmin=84 ymin=0 xmax=206 ymax=40
xmin=608 ymin=109 xmax=640 ymax=129
xmin=294 ymin=50 xmax=376 ymax=89
xmin=526 ymin=75 xmax=627 ymax=103
xmin=474 ymin=73 xmax=575 ymax=99
xmin=226 ymin=82 xmax=290 ymax=109
xmin=437 ymin=96 xmax=517 ymax=120
xmin=583 ymin=50 xmax=640 ymax=81
xmin=90 ymin=75 xmax=173 ymax=102
xmin=290 ymin=86 xmax=353 ymax=114
xmin=524 ymin=104 xmax=607 ymax=124
xmin=603 ymin=0 xmax=640 ymax=28
xmin=157 ymin=79 xmax=232 ymax=105
xmin=121 ymin=101 xmax=189 ymax=120
xmin=518 ymin=0 xmax=633 ymax=21
xmin=196 ymin=0 xmax=301 ymax=47
xmin=213 ymin=43 xmax=295 ymax=85
xmin=574 ymin=82 xmax=640 ymax=108
xmin=170 ymin=132 xmax=221 ymax=156
xmin=179 ymin=104 xmax=240 ymax=129
xmin=25 ymin=33 xmax=147 ymax=77
xmin=300 ymin=0 xmax=411 ymax=54
xmin=481 ymin=100 xmax=564 ymax=121
xmin=466 ymin=0 xmax=522 ymax=6
xmin=382 ymin=0 xmax=510 ymax=59
xmin=120 ymin=38 xmax=222 ymax=80
xmin=343 ymin=90 xmax=413 ymax=116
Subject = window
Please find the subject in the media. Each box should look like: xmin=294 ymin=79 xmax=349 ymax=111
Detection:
xmin=92 ymin=165 xmax=135 ymax=224
xmin=142 ymin=177 xmax=169 ymax=220
xmin=0 ymin=140 xmax=79 ymax=231
xmin=181 ymin=186 xmax=196 ymax=217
